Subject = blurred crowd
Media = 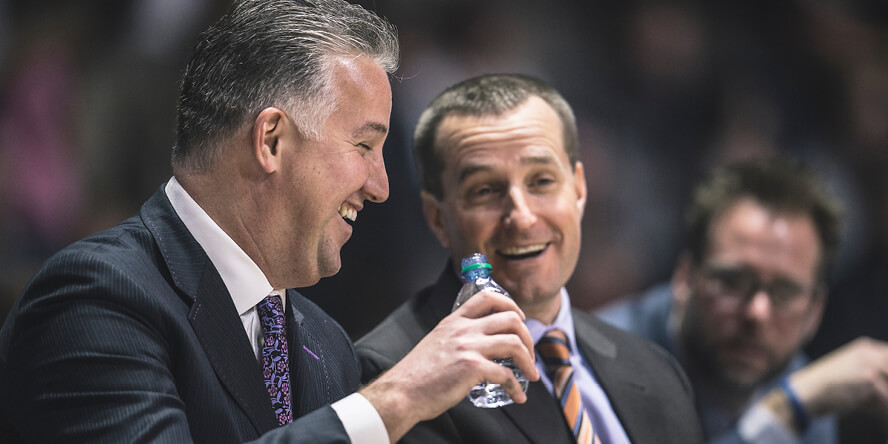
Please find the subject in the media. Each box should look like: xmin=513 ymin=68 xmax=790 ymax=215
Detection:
xmin=1 ymin=0 xmax=886 ymax=364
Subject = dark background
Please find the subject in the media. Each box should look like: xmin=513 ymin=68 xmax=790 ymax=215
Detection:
xmin=2 ymin=0 xmax=887 ymax=407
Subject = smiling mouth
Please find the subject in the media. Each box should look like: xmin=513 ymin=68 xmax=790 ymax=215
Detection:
xmin=497 ymin=243 xmax=547 ymax=260
xmin=339 ymin=203 xmax=357 ymax=225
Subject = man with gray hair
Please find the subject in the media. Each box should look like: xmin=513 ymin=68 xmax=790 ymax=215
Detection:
xmin=0 ymin=1 xmax=538 ymax=443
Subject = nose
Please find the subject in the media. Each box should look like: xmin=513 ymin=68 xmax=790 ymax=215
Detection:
xmin=744 ymin=289 xmax=773 ymax=321
xmin=364 ymin=151 xmax=389 ymax=203
xmin=503 ymin=186 xmax=537 ymax=229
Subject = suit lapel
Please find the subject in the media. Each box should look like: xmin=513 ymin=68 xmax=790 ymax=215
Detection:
xmin=285 ymin=290 xmax=330 ymax=417
xmin=500 ymin=380 xmax=574 ymax=442
xmin=189 ymin=267 xmax=279 ymax=433
xmin=141 ymin=185 xmax=278 ymax=435
xmin=573 ymin=311 xmax=664 ymax=444
xmin=418 ymin=264 xmax=462 ymax=330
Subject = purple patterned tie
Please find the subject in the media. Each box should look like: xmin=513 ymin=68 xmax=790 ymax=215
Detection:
xmin=257 ymin=294 xmax=292 ymax=426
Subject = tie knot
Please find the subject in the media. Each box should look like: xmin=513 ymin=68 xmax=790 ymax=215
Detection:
xmin=537 ymin=329 xmax=571 ymax=364
xmin=257 ymin=295 xmax=286 ymax=335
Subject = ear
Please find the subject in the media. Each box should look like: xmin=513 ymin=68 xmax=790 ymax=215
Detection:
xmin=421 ymin=190 xmax=450 ymax=248
xmin=573 ymin=161 xmax=588 ymax=217
xmin=671 ymin=252 xmax=694 ymax=308
xmin=252 ymin=107 xmax=287 ymax=174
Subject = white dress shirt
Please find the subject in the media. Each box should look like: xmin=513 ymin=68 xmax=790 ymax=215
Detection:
xmin=165 ymin=177 xmax=389 ymax=444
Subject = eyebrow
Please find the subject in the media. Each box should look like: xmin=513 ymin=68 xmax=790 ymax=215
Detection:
xmin=456 ymin=154 xmax=556 ymax=184
xmin=352 ymin=122 xmax=388 ymax=138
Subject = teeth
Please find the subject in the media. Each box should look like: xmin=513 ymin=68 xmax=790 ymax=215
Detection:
xmin=339 ymin=204 xmax=357 ymax=222
xmin=499 ymin=244 xmax=546 ymax=256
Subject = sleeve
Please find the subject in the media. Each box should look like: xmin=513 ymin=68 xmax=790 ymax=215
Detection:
xmin=708 ymin=404 xmax=837 ymax=444
xmin=357 ymin=345 xmax=461 ymax=444
xmin=331 ymin=393 xmax=389 ymax=444
xmin=2 ymin=259 xmax=197 ymax=442
xmin=735 ymin=403 xmax=799 ymax=444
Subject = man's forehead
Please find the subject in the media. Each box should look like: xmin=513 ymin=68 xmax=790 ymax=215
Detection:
xmin=452 ymin=150 xmax=561 ymax=184
xmin=352 ymin=121 xmax=388 ymax=138
xmin=706 ymin=200 xmax=823 ymax=279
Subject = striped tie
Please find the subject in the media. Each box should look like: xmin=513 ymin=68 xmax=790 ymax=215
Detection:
xmin=537 ymin=329 xmax=600 ymax=444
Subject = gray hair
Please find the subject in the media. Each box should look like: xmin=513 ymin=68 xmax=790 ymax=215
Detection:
xmin=172 ymin=0 xmax=399 ymax=171
xmin=413 ymin=74 xmax=579 ymax=199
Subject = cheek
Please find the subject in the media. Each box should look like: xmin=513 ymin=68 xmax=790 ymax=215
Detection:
xmin=770 ymin=315 xmax=813 ymax=345
xmin=691 ymin=296 xmax=735 ymax=335
xmin=450 ymin=209 xmax=498 ymax=246
xmin=346 ymin=158 xmax=370 ymax=185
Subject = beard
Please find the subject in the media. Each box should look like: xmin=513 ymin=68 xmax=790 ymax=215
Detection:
xmin=679 ymin=300 xmax=794 ymax=403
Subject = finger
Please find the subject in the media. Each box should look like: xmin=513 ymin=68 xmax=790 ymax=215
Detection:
xmin=473 ymin=310 xmax=537 ymax=364
xmin=456 ymin=290 xmax=526 ymax=321
xmin=479 ymin=359 xmax=529 ymax=404
xmin=466 ymin=333 xmax=540 ymax=382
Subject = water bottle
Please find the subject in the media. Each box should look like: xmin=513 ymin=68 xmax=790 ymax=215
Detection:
xmin=452 ymin=253 xmax=529 ymax=408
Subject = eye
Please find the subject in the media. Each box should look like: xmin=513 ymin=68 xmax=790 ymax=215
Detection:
xmin=528 ymin=172 xmax=557 ymax=191
xmin=357 ymin=143 xmax=372 ymax=150
xmin=473 ymin=185 xmax=494 ymax=197
xmin=703 ymin=268 xmax=752 ymax=297
xmin=768 ymin=281 xmax=806 ymax=306
xmin=465 ymin=183 xmax=502 ymax=203
xmin=533 ymin=177 xmax=555 ymax=187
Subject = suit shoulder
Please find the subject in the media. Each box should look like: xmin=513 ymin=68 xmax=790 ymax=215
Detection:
xmin=38 ymin=215 xmax=158 ymax=276
xmin=356 ymin=287 xmax=435 ymax=370
xmin=25 ymin=215 xmax=160 ymax=287
xmin=573 ymin=309 xmax=682 ymax=372
xmin=8 ymin=215 xmax=180 ymax=336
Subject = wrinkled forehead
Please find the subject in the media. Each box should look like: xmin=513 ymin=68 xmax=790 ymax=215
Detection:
xmin=434 ymin=97 xmax=567 ymax=166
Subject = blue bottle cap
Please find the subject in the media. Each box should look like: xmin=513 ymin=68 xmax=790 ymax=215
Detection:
xmin=461 ymin=253 xmax=492 ymax=274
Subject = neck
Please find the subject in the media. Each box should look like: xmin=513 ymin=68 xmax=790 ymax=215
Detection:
xmin=175 ymin=168 xmax=274 ymax=283
xmin=522 ymin=291 xmax=563 ymax=325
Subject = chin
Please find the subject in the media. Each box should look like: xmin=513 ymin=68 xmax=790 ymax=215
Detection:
xmin=318 ymin=261 xmax=341 ymax=279
xmin=512 ymin=285 xmax=559 ymax=305
xmin=717 ymin=358 xmax=773 ymax=390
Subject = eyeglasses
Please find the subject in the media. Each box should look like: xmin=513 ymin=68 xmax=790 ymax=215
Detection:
xmin=697 ymin=265 xmax=817 ymax=313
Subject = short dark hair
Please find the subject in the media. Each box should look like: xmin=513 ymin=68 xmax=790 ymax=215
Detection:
xmin=686 ymin=157 xmax=842 ymax=281
xmin=413 ymin=74 xmax=579 ymax=199
xmin=173 ymin=0 xmax=399 ymax=171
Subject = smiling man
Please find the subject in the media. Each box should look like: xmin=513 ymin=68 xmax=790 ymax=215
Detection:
xmin=0 ymin=2 xmax=539 ymax=443
xmin=357 ymin=74 xmax=703 ymax=444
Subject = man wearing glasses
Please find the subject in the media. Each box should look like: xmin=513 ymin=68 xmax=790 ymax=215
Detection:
xmin=599 ymin=157 xmax=888 ymax=443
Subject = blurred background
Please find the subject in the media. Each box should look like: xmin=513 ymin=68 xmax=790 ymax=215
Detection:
xmin=1 ymin=0 xmax=886 ymax=394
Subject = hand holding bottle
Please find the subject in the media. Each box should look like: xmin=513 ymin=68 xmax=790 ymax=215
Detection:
xmin=359 ymin=287 xmax=538 ymax=442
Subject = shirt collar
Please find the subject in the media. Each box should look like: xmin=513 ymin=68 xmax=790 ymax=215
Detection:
xmin=166 ymin=176 xmax=274 ymax=315
xmin=525 ymin=288 xmax=579 ymax=353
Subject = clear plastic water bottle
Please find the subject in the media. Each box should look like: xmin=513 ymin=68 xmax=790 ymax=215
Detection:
xmin=452 ymin=253 xmax=529 ymax=408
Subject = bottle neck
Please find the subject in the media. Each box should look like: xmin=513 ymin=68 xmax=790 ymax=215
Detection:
xmin=462 ymin=269 xmax=491 ymax=282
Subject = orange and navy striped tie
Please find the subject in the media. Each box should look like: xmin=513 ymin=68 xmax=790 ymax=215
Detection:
xmin=537 ymin=329 xmax=600 ymax=444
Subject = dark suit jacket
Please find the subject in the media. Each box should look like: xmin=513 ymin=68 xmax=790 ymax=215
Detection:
xmin=357 ymin=265 xmax=703 ymax=444
xmin=0 ymin=185 xmax=360 ymax=443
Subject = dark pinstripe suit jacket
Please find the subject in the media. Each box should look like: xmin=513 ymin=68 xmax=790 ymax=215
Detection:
xmin=0 ymin=185 xmax=361 ymax=443
xmin=357 ymin=265 xmax=704 ymax=444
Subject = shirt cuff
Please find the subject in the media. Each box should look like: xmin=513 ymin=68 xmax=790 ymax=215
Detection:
xmin=738 ymin=403 xmax=799 ymax=444
xmin=331 ymin=393 xmax=390 ymax=444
